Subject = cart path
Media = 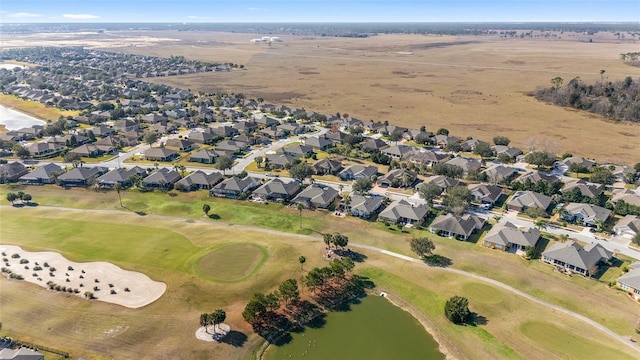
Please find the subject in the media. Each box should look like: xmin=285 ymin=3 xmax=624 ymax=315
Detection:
xmin=3 ymin=204 xmax=639 ymax=354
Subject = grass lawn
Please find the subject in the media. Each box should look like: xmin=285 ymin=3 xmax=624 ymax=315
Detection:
xmin=196 ymin=243 xmax=268 ymax=283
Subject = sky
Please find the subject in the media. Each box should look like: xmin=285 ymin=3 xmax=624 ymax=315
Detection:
xmin=1 ymin=0 xmax=638 ymax=23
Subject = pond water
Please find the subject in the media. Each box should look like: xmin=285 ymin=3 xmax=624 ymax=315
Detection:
xmin=265 ymin=295 xmax=445 ymax=360
xmin=0 ymin=63 xmax=25 ymax=70
xmin=0 ymin=104 xmax=46 ymax=130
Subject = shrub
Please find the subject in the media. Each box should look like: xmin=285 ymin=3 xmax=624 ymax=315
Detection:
xmin=33 ymin=266 xmax=42 ymax=271
xmin=19 ymin=259 xmax=28 ymax=264
xmin=49 ymin=267 xmax=56 ymax=272
xmin=67 ymin=266 xmax=74 ymax=271
xmin=11 ymin=254 xmax=20 ymax=259
xmin=110 ymin=290 xmax=117 ymax=295
xmin=93 ymin=286 xmax=100 ymax=291
xmin=108 ymin=283 xmax=114 ymax=288
xmin=44 ymin=262 xmax=49 ymax=267
xmin=124 ymin=287 xmax=131 ymax=292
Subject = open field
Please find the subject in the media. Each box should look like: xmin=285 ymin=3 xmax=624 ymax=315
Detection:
xmin=2 ymin=184 xmax=640 ymax=358
xmin=80 ymin=30 xmax=639 ymax=165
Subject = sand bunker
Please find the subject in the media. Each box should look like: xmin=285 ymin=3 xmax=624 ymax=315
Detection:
xmin=0 ymin=244 xmax=166 ymax=309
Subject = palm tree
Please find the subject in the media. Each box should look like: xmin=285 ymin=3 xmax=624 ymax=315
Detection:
xmin=297 ymin=203 xmax=304 ymax=229
xmin=594 ymin=219 xmax=605 ymax=233
xmin=298 ymin=255 xmax=306 ymax=270
xmin=255 ymin=156 xmax=263 ymax=169
xmin=114 ymin=183 xmax=123 ymax=208
xmin=200 ymin=313 xmax=211 ymax=333
xmin=203 ymin=203 xmax=211 ymax=217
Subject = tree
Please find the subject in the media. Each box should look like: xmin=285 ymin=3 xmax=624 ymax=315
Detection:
xmin=211 ymin=309 xmax=226 ymax=332
xmin=410 ymin=237 xmax=436 ymax=258
xmin=6 ymin=192 xmax=17 ymax=205
xmin=444 ymin=185 xmax=473 ymax=214
xmin=174 ymin=164 xmax=186 ymax=177
xmin=331 ymin=232 xmax=349 ymax=249
xmin=568 ymin=162 xmax=588 ymax=176
xmin=21 ymin=193 xmax=32 ymax=204
xmin=417 ymin=182 xmax=443 ymax=206
xmin=288 ymin=162 xmax=313 ymax=182
xmin=525 ymin=151 xmax=556 ymax=169
xmin=352 ymin=177 xmax=373 ymax=194
xmin=200 ymin=313 xmax=211 ymax=333
xmin=216 ymin=155 xmax=234 ymax=175
xmin=242 ymin=293 xmax=268 ymax=324
xmin=255 ymin=156 xmax=263 ymax=168
xmin=202 ymin=203 xmax=211 ymax=217
xmin=589 ymin=167 xmax=615 ymax=185
xmin=12 ymin=144 xmax=30 ymax=159
xmin=278 ymin=279 xmax=300 ymax=306
xmin=143 ymin=132 xmax=158 ymax=146
xmin=297 ymin=202 xmax=304 ymax=229
xmin=323 ymin=233 xmax=332 ymax=249
xmin=432 ymin=163 xmax=464 ymax=179
xmin=436 ymin=128 xmax=449 ymax=136
xmin=534 ymin=218 xmax=548 ymax=231
xmin=114 ymin=183 xmax=123 ymax=208
xmin=473 ymin=143 xmax=494 ymax=158
xmin=388 ymin=130 xmax=403 ymax=144
xmin=298 ymin=255 xmax=306 ymax=270
xmin=493 ymin=136 xmax=510 ymax=146
xmin=444 ymin=295 xmax=472 ymax=324
xmin=632 ymin=232 xmax=640 ymax=246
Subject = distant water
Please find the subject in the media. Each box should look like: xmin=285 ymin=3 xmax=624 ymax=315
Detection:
xmin=0 ymin=63 xmax=24 ymax=70
xmin=0 ymin=104 xmax=46 ymax=130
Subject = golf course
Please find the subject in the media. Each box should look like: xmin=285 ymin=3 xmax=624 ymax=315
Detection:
xmin=1 ymin=184 xmax=639 ymax=359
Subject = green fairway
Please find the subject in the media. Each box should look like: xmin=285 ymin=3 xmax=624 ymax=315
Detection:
xmin=462 ymin=282 xmax=504 ymax=304
xmin=520 ymin=321 xmax=634 ymax=360
xmin=196 ymin=243 xmax=267 ymax=283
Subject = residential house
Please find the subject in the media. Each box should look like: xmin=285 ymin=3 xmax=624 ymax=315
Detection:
xmin=141 ymin=113 xmax=168 ymax=124
xmin=265 ymin=153 xmax=298 ymax=170
xmin=113 ymin=119 xmax=139 ymax=132
xmin=252 ymin=178 xmax=301 ymax=201
xmin=422 ymin=175 xmax=461 ymax=192
xmin=165 ymin=138 xmax=195 ymax=152
xmin=260 ymin=126 xmax=285 ymax=139
xmin=281 ymin=144 xmax=314 ymax=158
xmin=541 ymin=241 xmax=613 ymax=277
xmin=88 ymin=125 xmax=115 ymax=138
xmin=617 ymin=262 xmax=640 ymax=301
xmin=562 ymin=156 xmax=596 ymax=171
xmin=311 ymin=158 xmax=343 ymax=175
xmin=483 ymin=222 xmax=540 ymax=253
xmin=210 ymin=176 xmax=261 ymax=199
xmin=291 ymin=184 xmax=339 ymax=209
xmin=70 ymin=144 xmax=113 ymax=158
xmin=143 ymin=148 xmax=179 ymax=162
xmin=27 ymin=142 xmax=63 ymax=157
xmin=378 ymin=199 xmax=429 ymax=225
xmin=0 ymin=347 xmax=44 ymax=360
xmin=188 ymin=129 xmax=217 ymax=145
xmin=175 ymin=170 xmax=223 ymax=191
xmin=434 ymin=134 xmax=460 ymax=149
xmin=361 ymin=138 xmax=389 ymax=152
xmin=346 ymin=194 xmax=384 ymax=218
xmin=0 ymin=162 xmax=28 ymax=183
xmin=233 ymin=121 xmax=259 ymax=133
xmin=561 ymin=179 xmax=603 ymax=199
xmin=323 ymin=130 xmax=348 ymax=145
xmin=19 ymin=163 xmax=64 ymax=185
xmin=445 ymin=157 xmax=482 ymax=173
xmin=460 ymin=138 xmax=489 ymax=152
xmin=255 ymin=116 xmax=279 ymax=128
xmin=142 ymin=168 xmax=182 ymax=190
xmin=189 ymin=149 xmax=218 ymax=164
xmin=278 ymin=122 xmax=305 ymax=135
xmin=430 ymin=213 xmax=484 ymax=240
xmin=339 ymin=165 xmax=378 ymax=181
xmin=216 ymin=140 xmax=248 ymax=154
xmin=507 ymin=191 xmax=552 ymax=212
xmin=610 ymin=189 xmax=640 ymax=207
xmin=377 ymin=169 xmax=417 ymax=188
xmin=305 ymin=136 xmax=333 ymax=151
xmin=95 ymin=166 xmax=147 ymax=188
xmin=562 ymin=203 xmax=611 ymax=227
xmin=381 ymin=144 xmax=417 ymax=160
xmin=212 ymin=126 xmax=239 ymax=138
xmin=468 ymin=183 xmax=503 ymax=205
xmin=57 ymin=166 xmax=107 ymax=187
xmin=492 ymin=145 xmax=523 ymax=159
xmin=363 ymin=120 xmax=385 ymax=133
xmin=405 ymin=151 xmax=449 ymax=167
xmin=614 ymin=215 xmax=640 ymax=239
xmin=482 ymin=165 xmax=519 ymax=184
xmin=512 ymin=171 xmax=559 ymax=186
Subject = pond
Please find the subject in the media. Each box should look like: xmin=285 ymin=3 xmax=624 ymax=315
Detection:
xmin=265 ymin=295 xmax=445 ymax=360
xmin=0 ymin=104 xmax=46 ymax=130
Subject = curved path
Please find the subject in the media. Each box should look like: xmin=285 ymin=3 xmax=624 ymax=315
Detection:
xmin=4 ymin=204 xmax=640 ymax=354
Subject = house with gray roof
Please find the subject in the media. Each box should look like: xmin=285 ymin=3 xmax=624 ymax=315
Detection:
xmin=281 ymin=144 xmax=314 ymax=158
xmin=175 ymin=170 xmax=223 ymax=191
xmin=405 ymin=151 xmax=449 ymax=167
xmin=512 ymin=171 xmax=559 ymax=186
xmin=360 ymin=138 xmax=389 ymax=152
xmin=57 ymin=166 xmax=108 ymax=187
xmin=542 ymin=241 xmax=613 ymax=277
xmin=482 ymin=165 xmax=519 ymax=184
xmin=0 ymin=347 xmax=44 ymax=360
xmin=460 ymin=138 xmax=489 ymax=152
xmin=614 ymin=215 xmax=640 ymax=239
xmin=381 ymin=144 xmax=417 ymax=159
xmin=210 ymin=176 xmax=261 ymax=199
xmin=212 ymin=125 xmax=239 ymax=138
xmin=143 ymin=148 xmax=179 ymax=162
xmin=0 ymin=162 xmax=28 ymax=183
xmin=610 ymin=189 xmax=640 ymax=207
xmin=492 ymin=145 xmax=523 ymax=159
xmin=562 ymin=156 xmax=596 ymax=171
xmin=422 ymin=175 xmax=461 ymax=191
xmin=189 ymin=149 xmax=219 ymax=164
xmin=617 ymin=263 xmax=640 ymax=301
xmin=216 ymin=140 xmax=248 ymax=153
xmin=27 ymin=141 xmax=64 ymax=156
xmin=507 ymin=191 xmax=552 ymax=213
xmin=378 ymin=199 xmax=429 ymax=225
xmin=346 ymin=194 xmax=385 ymax=219
xmin=311 ymin=158 xmax=343 ymax=175
xmin=377 ymin=169 xmax=417 ymax=188
xmin=339 ymin=165 xmax=378 ymax=181
xmin=429 ymin=213 xmax=484 ymax=240
xmin=141 ymin=168 xmax=182 ymax=190
xmin=305 ymin=136 xmax=333 ymax=151
xmin=252 ymin=178 xmax=301 ymax=201
xmin=19 ymin=163 xmax=64 ymax=185
xmin=483 ymin=222 xmax=540 ymax=253
xmin=165 ymin=138 xmax=195 ymax=152
xmin=445 ymin=157 xmax=482 ymax=173
xmin=562 ymin=203 xmax=611 ymax=227
xmin=95 ymin=166 xmax=146 ymax=188
xmin=468 ymin=183 xmax=503 ymax=205
xmin=291 ymin=184 xmax=339 ymax=209
xmin=561 ymin=179 xmax=603 ymax=199
xmin=188 ymin=129 xmax=217 ymax=144
xmin=265 ymin=153 xmax=298 ymax=170
xmin=113 ymin=119 xmax=139 ymax=132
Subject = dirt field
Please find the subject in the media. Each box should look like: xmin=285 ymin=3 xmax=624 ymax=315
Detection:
xmin=3 ymin=30 xmax=639 ymax=164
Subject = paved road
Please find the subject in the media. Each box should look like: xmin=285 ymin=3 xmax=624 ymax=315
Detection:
xmin=4 ymin=204 xmax=639 ymax=355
